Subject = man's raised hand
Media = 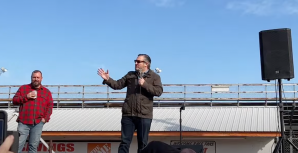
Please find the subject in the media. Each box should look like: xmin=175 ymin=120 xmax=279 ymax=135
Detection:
xmin=97 ymin=68 xmax=110 ymax=80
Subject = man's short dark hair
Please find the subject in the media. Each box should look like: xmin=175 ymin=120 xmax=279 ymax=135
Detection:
xmin=138 ymin=54 xmax=151 ymax=69
xmin=31 ymin=70 xmax=42 ymax=77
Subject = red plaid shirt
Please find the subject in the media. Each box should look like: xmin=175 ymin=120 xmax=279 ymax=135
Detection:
xmin=12 ymin=84 xmax=53 ymax=125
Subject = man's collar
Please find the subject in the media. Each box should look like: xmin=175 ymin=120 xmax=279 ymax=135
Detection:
xmin=39 ymin=85 xmax=44 ymax=90
xmin=143 ymin=69 xmax=153 ymax=77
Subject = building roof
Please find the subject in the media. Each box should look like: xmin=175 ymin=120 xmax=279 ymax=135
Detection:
xmin=3 ymin=106 xmax=280 ymax=133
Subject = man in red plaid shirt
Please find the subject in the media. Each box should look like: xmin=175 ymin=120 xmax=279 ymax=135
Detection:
xmin=12 ymin=70 xmax=53 ymax=153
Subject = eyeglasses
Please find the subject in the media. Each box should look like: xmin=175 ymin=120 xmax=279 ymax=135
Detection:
xmin=134 ymin=60 xmax=146 ymax=64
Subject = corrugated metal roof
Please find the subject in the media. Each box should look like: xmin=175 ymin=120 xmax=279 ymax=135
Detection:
xmin=3 ymin=106 xmax=280 ymax=132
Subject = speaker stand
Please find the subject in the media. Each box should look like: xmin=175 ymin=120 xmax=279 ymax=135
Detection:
xmin=273 ymin=79 xmax=298 ymax=153
xmin=179 ymin=105 xmax=185 ymax=150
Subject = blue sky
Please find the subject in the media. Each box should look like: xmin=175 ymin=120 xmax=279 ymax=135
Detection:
xmin=1 ymin=0 xmax=298 ymax=85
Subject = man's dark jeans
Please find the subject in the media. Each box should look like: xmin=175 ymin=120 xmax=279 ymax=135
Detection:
xmin=118 ymin=116 xmax=152 ymax=153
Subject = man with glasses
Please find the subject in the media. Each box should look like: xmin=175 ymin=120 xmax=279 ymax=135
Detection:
xmin=97 ymin=54 xmax=163 ymax=153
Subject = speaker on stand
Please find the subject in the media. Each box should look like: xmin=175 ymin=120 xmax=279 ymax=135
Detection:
xmin=259 ymin=28 xmax=296 ymax=153
xmin=259 ymin=28 xmax=294 ymax=81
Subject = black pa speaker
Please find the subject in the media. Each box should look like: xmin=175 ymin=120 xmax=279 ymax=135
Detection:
xmin=259 ymin=28 xmax=294 ymax=82
xmin=7 ymin=131 xmax=19 ymax=153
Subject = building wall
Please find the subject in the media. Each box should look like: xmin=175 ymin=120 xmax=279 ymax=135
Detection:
xmin=21 ymin=136 xmax=276 ymax=153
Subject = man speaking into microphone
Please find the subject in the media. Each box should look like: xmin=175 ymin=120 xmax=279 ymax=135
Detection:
xmin=97 ymin=54 xmax=163 ymax=153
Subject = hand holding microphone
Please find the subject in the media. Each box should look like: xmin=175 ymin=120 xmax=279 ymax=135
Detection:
xmin=138 ymin=69 xmax=145 ymax=86
xmin=139 ymin=78 xmax=145 ymax=86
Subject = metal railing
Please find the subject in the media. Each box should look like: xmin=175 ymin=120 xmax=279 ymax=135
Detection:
xmin=0 ymin=83 xmax=297 ymax=108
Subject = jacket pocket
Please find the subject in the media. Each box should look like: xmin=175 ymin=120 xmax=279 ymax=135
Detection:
xmin=140 ymin=97 xmax=152 ymax=115
xmin=122 ymin=98 xmax=131 ymax=114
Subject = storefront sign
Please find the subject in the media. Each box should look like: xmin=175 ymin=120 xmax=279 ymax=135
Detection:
xmin=170 ymin=140 xmax=216 ymax=153
xmin=21 ymin=142 xmax=118 ymax=153
xmin=21 ymin=140 xmax=215 ymax=153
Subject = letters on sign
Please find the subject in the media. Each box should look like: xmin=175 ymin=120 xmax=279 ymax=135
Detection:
xmin=170 ymin=140 xmax=216 ymax=153
xmin=22 ymin=142 xmax=75 ymax=152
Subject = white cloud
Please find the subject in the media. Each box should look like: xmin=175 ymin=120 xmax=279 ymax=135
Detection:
xmin=147 ymin=0 xmax=186 ymax=7
xmin=226 ymin=0 xmax=298 ymax=16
